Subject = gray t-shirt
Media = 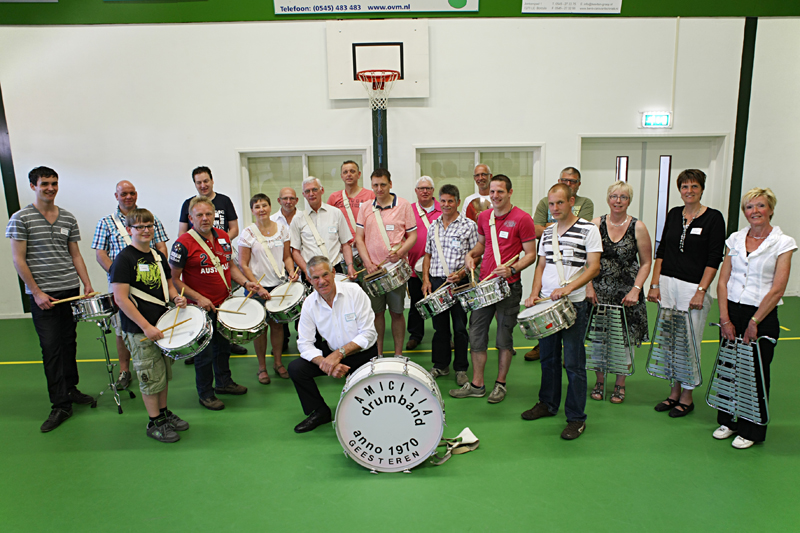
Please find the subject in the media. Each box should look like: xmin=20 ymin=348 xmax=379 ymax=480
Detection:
xmin=5 ymin=204 xmax=81 ymax=294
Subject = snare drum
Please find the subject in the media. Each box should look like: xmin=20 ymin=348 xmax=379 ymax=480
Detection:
xmin=456 ymin=277 xmax=511 ymax=312
xmin=340 ymin=250 xmax=366 ymax=284
xmin=154 ymin=305 xmax=213 ymax=360
xmin=217 ymin=296 xmax=266 ymax=344
xmin=517 ymin=298 xmax=577 ymax=340
xmin=71 ymin=293 xmax=118 ymax=322
xmin=335 ymin=357 xmax=446 ymax=473
xmin=415 ymin=284 xmax=456 ymax=320
xmin=363 ymin=261 xmax=412 ymax=298
xmin=265 ymin=282 xmax=310 ymax=324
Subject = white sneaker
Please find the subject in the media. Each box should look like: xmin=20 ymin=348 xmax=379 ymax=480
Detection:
xmin=712 ymin=425 xmax=736 ymax=440
xmin=732 ymin=436 xmax=755 ymax=449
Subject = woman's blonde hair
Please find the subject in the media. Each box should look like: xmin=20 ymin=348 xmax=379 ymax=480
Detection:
xmin=607 ymin=181 xmax=634 ymax=201
xmin=741 ymin=187 xmax=777 ymax=220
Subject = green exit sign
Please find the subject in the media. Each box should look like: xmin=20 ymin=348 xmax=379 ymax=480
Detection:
xmin=643 ymin=112 xmax=672 ymax=128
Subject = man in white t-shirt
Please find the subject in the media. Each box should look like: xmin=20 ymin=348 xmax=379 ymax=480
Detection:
xmin=461 ymin=163 xmax=492 ymax=222
xmin=521 ymin=183 xmax=602 ymax=440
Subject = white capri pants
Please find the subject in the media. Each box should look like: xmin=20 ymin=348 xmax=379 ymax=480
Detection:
xmin=659 ymin=275 xmax=712 ymax=390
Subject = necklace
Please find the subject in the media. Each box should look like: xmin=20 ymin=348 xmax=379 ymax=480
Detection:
xmin=608 ymin=215 xmax=629 ymax=227
xmin=679 ymin=206 xmax=703 ymax=253
xmin=748 ymin=228 xmax=771 ymax=240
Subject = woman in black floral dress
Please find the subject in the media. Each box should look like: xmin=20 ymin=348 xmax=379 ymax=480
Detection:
xmin=586 ymin=182 xmax=652 ymax=403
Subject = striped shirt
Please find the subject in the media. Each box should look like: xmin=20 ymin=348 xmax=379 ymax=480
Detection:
xmin=538 ymin=218 xmax=602 ymax=302
xmin=5 ymin=204 xmax=81 ymax=294
xmin=91 ymin=206 xmax=169 ymax=280
xmin=424 ymin=214 xmax=478 ymax=278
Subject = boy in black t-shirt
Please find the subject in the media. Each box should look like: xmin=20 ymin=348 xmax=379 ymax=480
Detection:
xmin=111 ymin=208 xmax=189 ymax=443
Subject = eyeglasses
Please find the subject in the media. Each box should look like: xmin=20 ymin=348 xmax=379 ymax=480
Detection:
xmin=131 ymin=224 xmax=154 ymax=231
xmin=608 ymin=195 xmax=630 ymax=201
xmin=416 ymin=187 xmax=434 ymax=192
xmin=474 ymin=173 xmax=490 ymax=178
xmin=279 ymin=197 xmax=298 ymax=201
xmin=559 ymin=178 xmax=580 ymax=186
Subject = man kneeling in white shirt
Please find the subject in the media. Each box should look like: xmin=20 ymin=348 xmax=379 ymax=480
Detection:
xmin=288 ymin=255 xmax=379 ymax=433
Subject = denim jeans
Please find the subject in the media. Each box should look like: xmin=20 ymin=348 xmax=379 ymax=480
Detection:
xmin=538 ymin=300 xmax=589 ymax=422
xmin=29 ymin=288 xmax=80 ymax=410
xmin=194 ymin=314 xmax=232 ymax=400
xmin=429 ymin=276 xmax=469 ymax=371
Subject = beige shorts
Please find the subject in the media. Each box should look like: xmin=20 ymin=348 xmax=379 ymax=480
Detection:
xmin=123 ymin=332 xmax=173 ymax=395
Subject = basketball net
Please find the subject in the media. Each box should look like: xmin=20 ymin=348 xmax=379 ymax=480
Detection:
xmin=357 ymin=70 xmax=400 ymax=111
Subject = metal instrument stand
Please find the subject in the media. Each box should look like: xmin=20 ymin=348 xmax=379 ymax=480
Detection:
xmin=585 ymin=303 xmax=635 ymax=400
xmin=646 ymin=304 xmax=703 ymax=388
xmin=90 ymin=317 xmax=135 ymax=414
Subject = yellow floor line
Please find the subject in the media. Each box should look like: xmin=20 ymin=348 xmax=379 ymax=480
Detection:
xmin=781 ymin=326 xmax=790 ymax=331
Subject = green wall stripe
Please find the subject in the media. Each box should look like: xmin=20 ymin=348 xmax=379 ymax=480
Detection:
xmin=727 ymin=16 xmax=757 ymax=237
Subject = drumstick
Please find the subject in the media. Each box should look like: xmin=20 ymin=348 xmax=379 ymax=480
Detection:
xmin=141 ymin=318 xmax=193 ymax=342
xmin=533 ymin=297 xmax=552 ymax=305
xmin=483 ymin=258 xmax=518 ymax=282
xmin=52 ymin=291 xmax=100 ymax=305
xmin=377 ymin=244 xmax=402 ymax=268
xmin=215 ymin=308 xmax=247 ymax=315
xmin=433 ymin=267 xmax=467 ymax=294
xmin=169 ymin=287 xmax=184 ymax=343
xmin=237 ymin=273 xmax=266 ymax=311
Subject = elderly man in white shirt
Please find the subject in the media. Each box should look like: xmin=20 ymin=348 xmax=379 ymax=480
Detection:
xmin=287 ymin=256 xmax=379 ymax=433
xmin=290 ymin=177 xmax=357 ymax=279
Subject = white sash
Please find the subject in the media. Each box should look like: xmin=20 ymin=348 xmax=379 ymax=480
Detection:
xmin=416 ymin=203 xmax=432 ymax=230
xmin=550 ymin=226 xmax=584 ymax=287
xmin=432 ymin=220 xmax=451 ymax=277
xmin=301 ymin=211 xmax=331 ymax=261
xmin=341 ymin=192 xmax=358 ymax=231
xmin=112 ymin=213 xmax=132 ymax=247
xmin=371 ymin=204 xmax=394 ymax=252
xmin=129 ymin=249 xmax=169 ymax=307
xmin=488 ymin=211 xmax=503 ymax=268
xmin=249 ymin=223 xmax=285 ymax=279
xmin=188 ymin=229 xmax=231 ymax=291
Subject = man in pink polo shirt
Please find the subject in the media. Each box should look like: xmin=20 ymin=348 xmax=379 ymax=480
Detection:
xmin=406 ymin=176 xmax=442 ymax=350
xmin=355 ymin=169 xmax=417 ymax=356
xmin=327 ymin=160 xmax=375 ymax=237
xmin=450 ymin=175 xmax=539 ymax=404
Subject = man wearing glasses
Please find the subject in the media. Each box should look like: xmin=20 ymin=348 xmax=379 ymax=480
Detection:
xmin=462 ymin=164 xmax=493 ymax=222
xmin=92 ymin=180 xmax=169 ymax=391
xmin=272 ymin=187 xmax=299 ymax=231
xmin=526 ymin=167 xmax=595 ymax=361
xmin=406 ymin=176 xmax=442 ymax=350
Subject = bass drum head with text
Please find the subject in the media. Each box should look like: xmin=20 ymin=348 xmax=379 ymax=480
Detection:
xmin=335 ymin=357 xmax=445 ymax=473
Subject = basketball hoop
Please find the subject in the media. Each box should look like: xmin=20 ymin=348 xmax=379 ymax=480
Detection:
xmin=357 ymin=70 xmax=400 ymax=111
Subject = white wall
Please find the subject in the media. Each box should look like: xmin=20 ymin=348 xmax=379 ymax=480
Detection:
xmin=1 ymin=17 xmax=785 ymax=318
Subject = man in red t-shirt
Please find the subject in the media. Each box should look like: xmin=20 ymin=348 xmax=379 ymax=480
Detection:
xmin=327 ymin=160 xmax=375 ymax=238
xmin=451 ymin=175 xmax=539 ymax=404
xmin=170 ymin=197 xmax=266 ymax=410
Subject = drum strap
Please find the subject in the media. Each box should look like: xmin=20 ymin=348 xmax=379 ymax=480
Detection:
xmin=415 ymin=202 xmax=432 ymax=230
xmin=301 ymin=211 xmax=331 ymax=261
xmin=488 ymin=211 xmax=503 ymax=269
xmin=188 ymin=229 xmax=231 ymax=291
xmin=371 ymin=204 xmax=394 ymax=252
xmin=430 ymin=427 xmax=480 ymax=466
xmin=250 ymin=223 xmax=285 ymax=279
xmin=112 ymin=213 xmax=132 ymax=247
xmin=432 ymin=221 xmax=451 ymax=277
xmin=129 ymin=249 xmax=169 ymax=307
xmin=550 ymin=227 xmax=584 ymax=287
xmin=341 ymin=192 xmax=358 ymax=231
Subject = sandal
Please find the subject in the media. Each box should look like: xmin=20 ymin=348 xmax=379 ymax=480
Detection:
xmin=654 ymin=398 xmax=678 ymax=412
xmin=590 ymin=381 xmax=604 ymax=401
xmin=257 ymin=369 xmax=271 ymax=385
xmin=273 ymin=364 xmax=290 ymax=380
xmin=669 ymin=402 xmax=694 ymax=418
xmin=610 ymin=385 xmax=625 ymax=404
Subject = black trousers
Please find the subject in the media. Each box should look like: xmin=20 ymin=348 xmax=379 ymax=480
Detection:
xmin=429 ymin=276 xmax=469 ymax=371
xmin=29 ymin=288 xmax=80 ymax=410
xmin=288 ymin=337 xmax=378 ymax=416
xmin=716 ymin=301 xmax=779 ymax=442
xmin=407 ymin=275 xmax=425 ymax=342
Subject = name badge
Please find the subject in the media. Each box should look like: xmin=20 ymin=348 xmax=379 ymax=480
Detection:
xmin=218 ymin=238 xmax=227 ymax=244
xmin=562 ymin=248 xmax=573 ymax=257
xmin=138 ymin=264 xmax=150 ymax=272
xmin=273 ymin=241 xmax=283 ymax=248
xmin=729 ymin=249 xmax=739 ymax=256
xmin=328 ymin=226 xmax=337 ymax=234
xmin=690 ymin=227 xmax=702 ymax=235
xmin=60 ymin=227 xmax=70 ymax=236
xmin=345 ymin=313 xmax=356 ymax=322
xmin=499 ymin=231 xmax=509 ymax=239
xmin=450 ymin=238 xmax=460 ymax=247
xmin=385 ymin=224 xmax=395 ymax=231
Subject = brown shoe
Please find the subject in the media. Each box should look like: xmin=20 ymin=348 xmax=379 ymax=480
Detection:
xmin=524 ymin=345 xmax=540 ymax=361
xmin=215 ymin=382 xmax=248 ymax=395
xmin=257 ymin=370 xmax=271 ymax=385
xmin=521 ymin=402 xmax=555 ymax=420
xmin=406 ymin=338 xmax=420 ymax=350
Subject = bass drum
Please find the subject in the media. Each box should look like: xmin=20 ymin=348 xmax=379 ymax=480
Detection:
xmin=334 ymin=357 xmax=445 ymax=473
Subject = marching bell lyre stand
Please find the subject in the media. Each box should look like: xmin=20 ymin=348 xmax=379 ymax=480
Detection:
xmin=584 ymin=303 xmax=636 ymax=400
xmin=92 ymin=317 xmax=136 ymax=414
xmin=705 ymin=323 xmax=774 ymax=426
xmin=645 ymin=304 xmax=703 ymax=388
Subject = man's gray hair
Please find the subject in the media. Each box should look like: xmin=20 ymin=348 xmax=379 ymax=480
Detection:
xmin=475 ymin=163 xmax=492 ymax=174
xmin=306 ymin=255 xmax=333 ymax=273
xmin=416 ymin=175 xmax=435 ymax=188
xmin=302 ymin=176 xmax=322 ymax=190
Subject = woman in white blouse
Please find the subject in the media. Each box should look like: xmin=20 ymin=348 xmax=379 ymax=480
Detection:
xmin=239 ymin=194 xmax=298 ymax=384
xmin=715 ymin=187 xmax=795 ymax=449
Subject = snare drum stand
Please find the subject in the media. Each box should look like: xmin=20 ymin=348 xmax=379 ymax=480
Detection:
xmin=91 ymin=317 xmax=135 ymax=414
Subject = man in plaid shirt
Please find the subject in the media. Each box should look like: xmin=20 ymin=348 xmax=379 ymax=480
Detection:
xmin=421 ymin=184 xmax=478 ymax=387
xmin=91 ymin=180 xmax=169 ymax=389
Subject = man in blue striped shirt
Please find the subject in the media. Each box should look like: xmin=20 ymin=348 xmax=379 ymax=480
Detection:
xmin=6 ymin=167 xmax=96 ymax=432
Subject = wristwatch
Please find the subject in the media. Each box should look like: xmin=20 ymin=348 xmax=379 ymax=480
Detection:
xmin=339 ymin=345 xmax=348 ymax=357
xmin=510 ymin=266 xmax=517 ymax=275
xmin=650 ymin=284 xmax=660 ymax=289
xmin=697 ymin=286 xmax=707 ymax=292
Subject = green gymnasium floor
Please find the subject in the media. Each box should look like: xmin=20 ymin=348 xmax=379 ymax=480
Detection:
xmin=1 ymin=300 xmax=798 ymax=532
